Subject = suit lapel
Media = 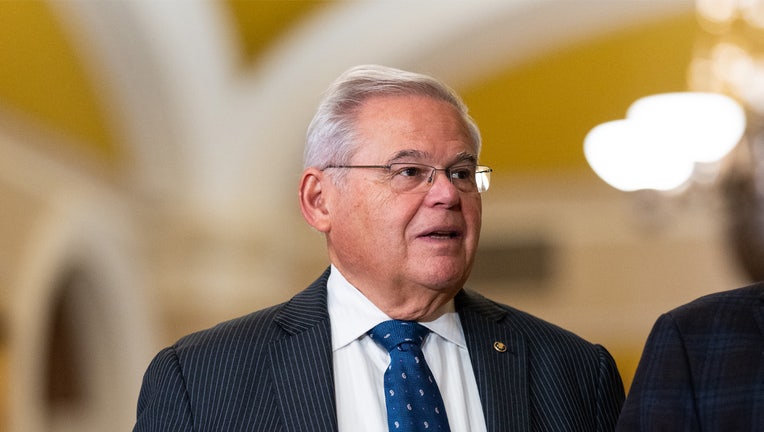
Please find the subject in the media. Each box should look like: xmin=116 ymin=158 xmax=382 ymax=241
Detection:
xmin=456 ymin=289 xmax=530 ymax=432
xmin=270 ymin=269 xmax=338 ymax=432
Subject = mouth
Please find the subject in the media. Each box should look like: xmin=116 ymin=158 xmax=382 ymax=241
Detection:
xmin=420 ymin=229 xmax=461 ymax=239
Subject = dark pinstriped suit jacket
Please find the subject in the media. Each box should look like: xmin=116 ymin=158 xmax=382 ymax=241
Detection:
xmin=616 ymin=284 xmax=764 ymax=431
xmin=134 ymin=268 xmax=625 ymax=431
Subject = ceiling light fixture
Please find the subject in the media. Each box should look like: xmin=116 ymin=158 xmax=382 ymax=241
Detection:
xmin=584 ymin=92 xmax=746 ymax=192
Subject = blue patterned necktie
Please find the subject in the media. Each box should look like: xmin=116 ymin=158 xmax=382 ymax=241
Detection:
xmin=368 ymin=320 xmax=451 ymax=432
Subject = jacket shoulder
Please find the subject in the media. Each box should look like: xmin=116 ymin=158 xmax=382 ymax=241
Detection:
xmin=172 ymin=302 xmax=286 ymax=357
xmin=664 ymin=283 xmax=764 ymax=333
xmin=172 ymin=268 xmax=332 ymax=357
xmin=672 ymin=283 xmax=764 ymax=314
xmin=458 ymin=288 xmax=602 ymax=350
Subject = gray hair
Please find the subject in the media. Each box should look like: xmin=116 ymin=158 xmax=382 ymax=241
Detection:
xmin=303 ymin=64 xmax=482 ymax=170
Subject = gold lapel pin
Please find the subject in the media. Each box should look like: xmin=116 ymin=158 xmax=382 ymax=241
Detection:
xmin=493 ymin=341 xmax=507 ymax=352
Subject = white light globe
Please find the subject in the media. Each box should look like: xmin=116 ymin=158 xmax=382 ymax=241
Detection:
xmin=626 ymin=92 xmax=746 ymax=163
xmin=584 ymin=119 xmax=695 ymax=192
xmin=585 ymin=92 xmax=746 ymax=192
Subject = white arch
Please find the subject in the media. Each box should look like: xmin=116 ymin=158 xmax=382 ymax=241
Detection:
xmin=50 ymin=0 xmax=238 ymax=211
xmin=3 ymin=132 xmax=156 ymax=432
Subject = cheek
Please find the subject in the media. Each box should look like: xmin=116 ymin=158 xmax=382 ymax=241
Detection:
xmin=336 ymin=189 xmax=395 ymax=236
xmin=465 ymin=199 xmax=483 ymax=241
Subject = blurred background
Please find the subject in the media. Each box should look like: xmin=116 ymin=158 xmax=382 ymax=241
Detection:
xmin=1 ymin=0 xmax=763 ymax=430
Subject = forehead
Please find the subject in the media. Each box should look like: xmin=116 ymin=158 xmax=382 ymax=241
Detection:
xmin=353 ymin=94 xmax=476 ymax=162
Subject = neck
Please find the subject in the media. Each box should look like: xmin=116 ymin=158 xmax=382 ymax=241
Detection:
xmin=358 ymin=281 xmax=457 ymax=321
xmin=329 ymin=262 xmax=463 ymax=321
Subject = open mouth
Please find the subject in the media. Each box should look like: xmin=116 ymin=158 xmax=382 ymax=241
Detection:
xmin=424 ymin=230 xmax=460 ymax=239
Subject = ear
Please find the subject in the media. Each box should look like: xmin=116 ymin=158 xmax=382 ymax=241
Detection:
xmin=299 ymin=167 xmax=332 ymax=232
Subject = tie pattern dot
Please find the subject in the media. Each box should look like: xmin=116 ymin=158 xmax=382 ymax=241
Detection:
xmin=369 ymin=320 xmax=451 ymax=432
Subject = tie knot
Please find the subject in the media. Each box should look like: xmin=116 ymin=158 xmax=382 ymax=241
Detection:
xmin=369 ymin=320 xmax=429 ymax=353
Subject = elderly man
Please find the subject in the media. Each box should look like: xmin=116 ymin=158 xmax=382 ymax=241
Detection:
xmin=134 ymin=64 xmax=625 ymax=432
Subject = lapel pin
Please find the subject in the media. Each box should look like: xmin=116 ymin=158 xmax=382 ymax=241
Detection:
xmin=493 ymin=341 xmax=507 ymax=352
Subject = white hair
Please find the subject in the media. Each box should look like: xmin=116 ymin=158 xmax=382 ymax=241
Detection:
xmin=303 ymin=64 xmax=482 ymax=171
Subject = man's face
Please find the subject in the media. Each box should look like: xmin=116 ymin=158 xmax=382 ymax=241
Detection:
xmin=323 ymin=94 xmax=482 ymax=303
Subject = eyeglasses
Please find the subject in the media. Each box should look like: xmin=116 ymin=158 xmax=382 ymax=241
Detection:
xmin=324 ymin=162 xmax=493 ymax=193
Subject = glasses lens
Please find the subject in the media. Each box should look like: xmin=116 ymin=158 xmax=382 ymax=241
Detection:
xmin=448 ymin=165 xmax=478 ymax=192
xmin=388 ymin=163 xmax=432 ymax=193
xmin=476 ymin=166 xmax=492 ymax=193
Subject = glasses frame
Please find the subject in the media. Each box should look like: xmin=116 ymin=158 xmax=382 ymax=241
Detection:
xmin=324 ymin=162 xmax=493 ymax=193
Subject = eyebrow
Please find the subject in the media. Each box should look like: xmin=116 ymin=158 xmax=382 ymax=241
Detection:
xmin=386 ymin=150 xmax=478 ymax=165
xmin=387 ymin=149 xmax=427 ymax=164
xmin=453 ymin=152 xmax=478 ymax=165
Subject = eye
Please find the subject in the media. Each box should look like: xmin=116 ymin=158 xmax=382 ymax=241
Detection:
xmin=392 ymin=164 xmax=428 ymax=178
xmin=449 ymin=165 xmax=476 ymax=180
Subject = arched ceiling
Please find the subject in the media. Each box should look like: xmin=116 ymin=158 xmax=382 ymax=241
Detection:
xmin=0 ymin=1 xmax=696 ymax=178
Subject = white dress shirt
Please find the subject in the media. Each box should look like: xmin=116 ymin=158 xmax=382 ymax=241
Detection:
xmin=327 ymin=266 xmax=487 ymax=432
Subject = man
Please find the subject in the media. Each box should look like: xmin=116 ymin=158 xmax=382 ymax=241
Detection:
xmin=134 ymin=64 xmax=625 ymax=431
xmin=616 ymin=283 xmax=764 ymax=431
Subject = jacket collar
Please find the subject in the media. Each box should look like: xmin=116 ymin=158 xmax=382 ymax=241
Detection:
xmin=456 ymin=289 xmax=530 ymax=432
xmin=270 ymin=268 xmax=338 ymax=432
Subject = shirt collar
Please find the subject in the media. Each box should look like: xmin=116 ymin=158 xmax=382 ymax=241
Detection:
xmin=326 ymin=265 xmax=466 ymax=351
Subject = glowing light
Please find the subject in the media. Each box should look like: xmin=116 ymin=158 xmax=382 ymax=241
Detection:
xmin=742 ymin=0 xmax=764 ymax=28
xmin=627 ymin=92 xmax=746 ymax=163
xmin=696 ymin=0 xmax=738 ymax=24
xmin=585 ymin=120 xmax=694 ymax=191
xmin=584 ymin=92 xmax=746 ymax=192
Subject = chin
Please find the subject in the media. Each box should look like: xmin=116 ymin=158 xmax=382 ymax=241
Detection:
xmin=409 ymin=255 xmax=472 ymax=288
xmin=419 ymin=268 xmax=469 ymax=291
